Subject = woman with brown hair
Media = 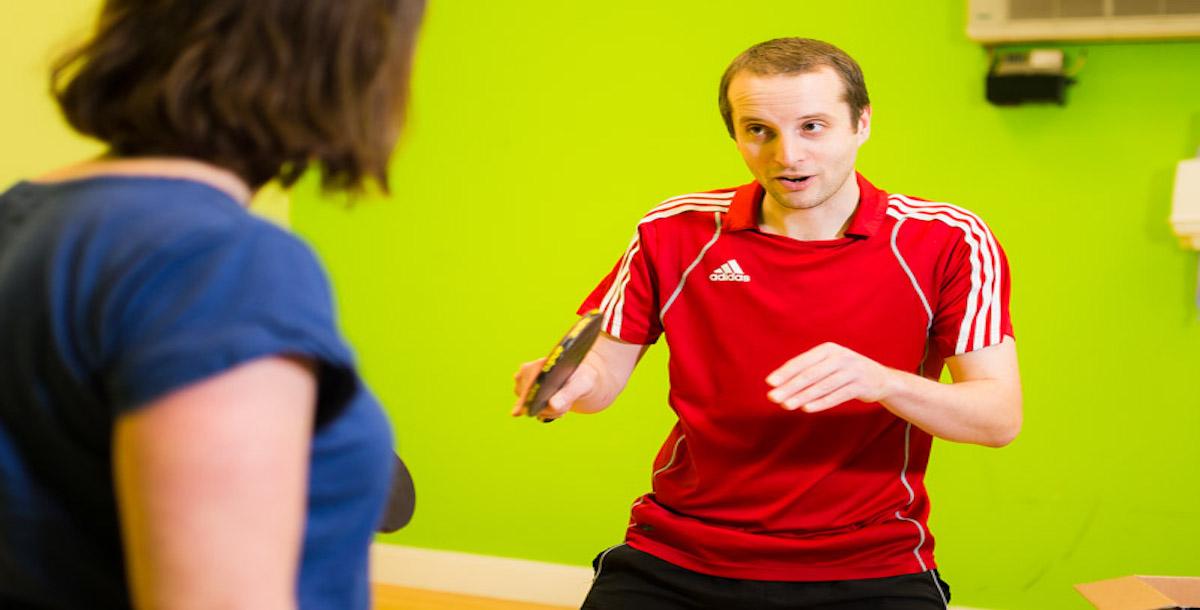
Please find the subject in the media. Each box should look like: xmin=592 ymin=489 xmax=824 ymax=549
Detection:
xmin=0 ymin=1 xmax=424 ymax=608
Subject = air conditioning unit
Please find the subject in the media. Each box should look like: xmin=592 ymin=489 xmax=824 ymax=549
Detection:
xmin=968 ymin=0 xmax=1200 ymax=43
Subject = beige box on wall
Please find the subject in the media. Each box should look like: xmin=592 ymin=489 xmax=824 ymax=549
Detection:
xmin=1075 ymin=575 xmax=1200 ymax=610
xmin=1171 ymin=158 xmax=1200 ymax=250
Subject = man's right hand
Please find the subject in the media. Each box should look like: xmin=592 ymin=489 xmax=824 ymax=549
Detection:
xmin=510 ymin=358 xmax=600 ymax=420
xmin=510 ymin=333 xmax=648 ymax=421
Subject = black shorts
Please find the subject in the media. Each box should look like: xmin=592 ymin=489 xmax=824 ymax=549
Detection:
xmin=581 ymin=544 xmax=951 ymax=610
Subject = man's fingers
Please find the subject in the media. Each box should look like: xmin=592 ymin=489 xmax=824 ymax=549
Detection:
xmin=512 ymin=359 xmax=547 ymax=397
xmin=766 ymin=343 xmax=836 ymax=387
xmin=547 ymin=367 xmax=594 ymax=410
xmin=766 ymin=343 xmax=883 ymax=413
xmin=782 ymin=373 xmax=853 ymax=410
xmin=510 ymin=359 xmax=596 ymax=420
xmin=767 ymin=359 xmax=838 ymax=405
xmin=510 ymin=358 xmax=547 ymax=417
xmin=543 ymin=363 xmax=597 ymax=417
xmin=797 ymin=383 xmax=859 ymax=413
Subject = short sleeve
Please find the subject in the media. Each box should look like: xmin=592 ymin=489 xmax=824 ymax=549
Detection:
xmin=98 ymin=224 xmax=358 ymax=426
xmin=578 ymin=224 xmax=663 ymax=345
xmin=929 ymin=222 xmax=1014 ymax=358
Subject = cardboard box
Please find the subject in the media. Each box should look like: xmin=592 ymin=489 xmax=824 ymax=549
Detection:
xmin=1075 ymin=575 xmax=1200 ymax=610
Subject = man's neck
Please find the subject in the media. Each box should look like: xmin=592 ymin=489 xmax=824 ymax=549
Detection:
xmin=759 ymin=174 xmax=860 ymax=241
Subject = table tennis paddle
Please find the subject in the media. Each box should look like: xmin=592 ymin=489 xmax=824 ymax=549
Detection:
xmin=522 ymin=309 xmax=604 ymax=420
xmin=377 ymin=451 xmax=415 ymax=533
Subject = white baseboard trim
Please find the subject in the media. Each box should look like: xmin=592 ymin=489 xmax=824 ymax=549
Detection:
xmin=371 ymin=543 xmax=593 ymax=607
xmin=370 ymin=543 xmax=988 ymax=610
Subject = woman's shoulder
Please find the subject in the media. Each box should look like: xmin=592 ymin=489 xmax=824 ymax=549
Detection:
xmin=10 ymin=175 xmax=332 ymax=312
xmin=39 ymin=176 xmax=316 ymax=271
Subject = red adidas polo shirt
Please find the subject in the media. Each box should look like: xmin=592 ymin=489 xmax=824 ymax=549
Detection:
xmin=578 ymin=173 xmax=1012 ymax=582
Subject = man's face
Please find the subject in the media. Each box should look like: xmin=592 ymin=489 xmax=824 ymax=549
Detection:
xmin=728 ymin=68 xmax=870 ymax=213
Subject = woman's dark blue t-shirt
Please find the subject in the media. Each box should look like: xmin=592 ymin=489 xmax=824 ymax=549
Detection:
xmin=0 ymin=176 xmax=393 ymax=609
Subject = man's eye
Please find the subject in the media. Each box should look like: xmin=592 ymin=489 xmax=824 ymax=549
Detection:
xmin=802 ymin=122 xmax=824 ymax=133
xmin=747 ymin=125 xmax=766 ymax=136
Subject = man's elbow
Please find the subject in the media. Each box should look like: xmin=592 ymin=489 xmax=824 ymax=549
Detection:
xmin=982 ymin=399 xmax=1023 ymax=448
xmin=983 ymin=423 xmax=1020 ymax=448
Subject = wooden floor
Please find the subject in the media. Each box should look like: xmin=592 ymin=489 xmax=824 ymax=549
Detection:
xmin=373 ymin=584 xmax=573 ymax=610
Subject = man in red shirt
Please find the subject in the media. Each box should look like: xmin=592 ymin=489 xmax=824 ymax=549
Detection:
xmin=513 ymin=38 xmax=1022 ymax=610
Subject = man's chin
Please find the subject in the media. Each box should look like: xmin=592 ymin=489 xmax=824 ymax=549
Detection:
xmin=771 ymin=191 xmax=824 ymax=211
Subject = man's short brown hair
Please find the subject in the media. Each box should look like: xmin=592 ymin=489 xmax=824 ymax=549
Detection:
xmin=718 ymin=38 xmax=870 ymax=138
xmin=52 ymin=0 xmax=425 ymax=192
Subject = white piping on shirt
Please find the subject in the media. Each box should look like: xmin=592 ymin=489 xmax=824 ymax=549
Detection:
xmin=894 ymin=422 xmax=929 ymax=573
xmin=660 ymin=212 xmax=722 ymax=323
xmin=599 ymin=198 xmax=732 ymax=337
xmin=889 ymin=217 xmax=933 ymax=329
xmin=651 ymin=434 xmax=686 ymax=480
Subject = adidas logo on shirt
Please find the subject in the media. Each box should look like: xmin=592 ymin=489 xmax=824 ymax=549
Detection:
xmin=709 ymin=259 xmax=751 ymax=282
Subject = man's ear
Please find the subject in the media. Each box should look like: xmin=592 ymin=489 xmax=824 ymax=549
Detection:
xmin=856 ymin=106 xmax=872 ymax=142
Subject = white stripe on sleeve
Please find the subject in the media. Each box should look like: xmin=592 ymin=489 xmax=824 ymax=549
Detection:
xmin=888 ymin=196 xmax=1000 ymax=352
xmin=598 ymin=199 xmax=731 ymax=339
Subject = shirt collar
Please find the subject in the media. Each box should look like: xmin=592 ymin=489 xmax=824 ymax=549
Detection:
xmin=722 ymin=172 xmax=889 ymax=239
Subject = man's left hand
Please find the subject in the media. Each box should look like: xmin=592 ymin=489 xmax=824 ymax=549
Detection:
xmin=765 ymin=342 xmax=895 ymax=412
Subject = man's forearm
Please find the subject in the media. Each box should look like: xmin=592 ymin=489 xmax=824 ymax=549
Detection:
xmin=880 ymin=370 xmax=1022 ymax=447
xmin=569 ymin=340 xmax=646 ymax=414
xmin=767 ymin=338 xmax=1022 ymax=447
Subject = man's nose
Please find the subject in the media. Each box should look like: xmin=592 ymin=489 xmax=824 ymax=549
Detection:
xmin=773 ymin=133 xmax=808 ymax=168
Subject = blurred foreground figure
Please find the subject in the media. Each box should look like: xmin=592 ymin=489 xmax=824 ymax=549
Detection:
xmin=0 ymin=1 xmax=424 ymax=608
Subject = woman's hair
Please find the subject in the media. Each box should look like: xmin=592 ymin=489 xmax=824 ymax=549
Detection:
xmin=51 ymin=0 xmax=426 ymax=192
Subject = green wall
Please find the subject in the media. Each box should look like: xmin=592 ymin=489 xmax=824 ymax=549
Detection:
xmin=292 ymin=2 xmax=1200 ymax=609
xmin=1 ymin=0 xmax=103 ymax=183
xmin=11 ymin=1 xmax=1191 ymax=609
